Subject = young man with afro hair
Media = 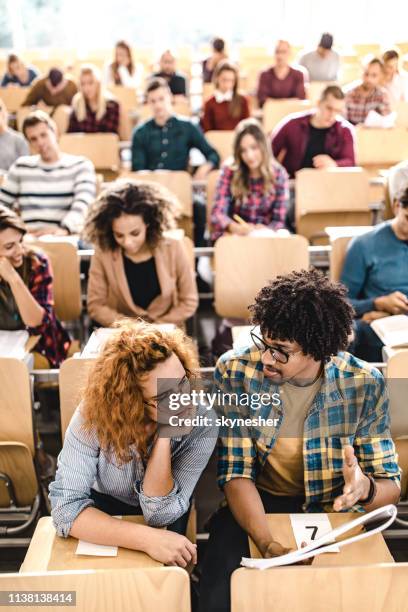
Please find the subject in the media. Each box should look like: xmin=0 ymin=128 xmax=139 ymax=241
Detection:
xmin=199 ymin=269 xmax=400 ymax=612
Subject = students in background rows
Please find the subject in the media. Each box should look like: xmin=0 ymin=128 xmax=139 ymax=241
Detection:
xmin=1 ymin=54 xmax=38 ymax=87
xmin=0 ymin=205 xmax=70 ymax=366
xmin=0 ymin=98 xmax=29 ymax=171
xmin=298 ymin=33 xmax=339 ymax=82
xmin=200 ymin=269 xmax=400 ymax=612
xmin=85 ymin=181 xmax=198 ymax=328
xmin=201 ymin=61 xmax=250 ymax=132
xmin=257 ymin=40 xmax=307 ymax=108
xmin=104 ymin=40 xmax=142 ymax=89
xmin=271 ymin=85 xmax=355 ymax=178
xmin=153 ymin=50 xmax=187 ymax=97
xmin=345 ymin=57 xmax=391 ymax=125
xmin=49 ymin=320 xmax=217 ymax=565
xmin=68 ymin=64 xmax=120 ymax=134
xmin=382 ymin=49 xmax=408 ymax=107
xmin=0 ymin=111 xmax=96 ymax=236
xmin=210 ymin=118 xmax=288 ymax=242
xmin=22 ymin=68 xmax=77 ymax=110
xmin=131 ymin=78 xmax=219 ymax=246
xmin=202 ymin=37 xmax=228 ymax=84
xmin=341 ymin=188 xmax=408 ymax=362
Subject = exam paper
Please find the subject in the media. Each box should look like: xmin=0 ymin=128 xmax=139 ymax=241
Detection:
xmin=75 ymin=516 xmax=122 ymax=556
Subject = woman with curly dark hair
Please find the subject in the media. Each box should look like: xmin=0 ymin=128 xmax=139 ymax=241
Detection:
xmin=49 ymin=320 xmax=217 ymax=565
xmin=84 ymin=180 xmax=198 ymax=327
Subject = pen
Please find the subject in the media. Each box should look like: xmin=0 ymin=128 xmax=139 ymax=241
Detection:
xmin=233 ymin=214 xmax=249 ymax=227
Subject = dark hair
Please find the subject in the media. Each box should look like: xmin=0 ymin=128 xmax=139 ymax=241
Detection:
xmin=145 ymin=76 xmax=171 ymax=97
xmin=212 ymin=38 xmax=225 ymax=53
xmin=0 ymin=204 xmax=26 ymax=236
xmin=83 ymin=181 xmax=180 ymax=251
xmin=383 ymin=49 xmax=399 ymax=63
xmin=249 ymin=269 xmax=354 ymax=362
xmin=320 ymin=85 xmax=345 ymax=102
xmin=366 ymin=57 xmax=384 ymax=70
xmin=111 ymin=40 xmax=134 ymax=85
xmin=213 ymin=60 xmax=242 ymax=118
xmin=399 ymin=187 xmax=408 ymax=208
xmin=22 ymin=110 xmax=56 ymax=137
xmin=48 ymin=68 xmax=63 ymax=87
xmin=7 ymin=53 xmax=19 ymax=67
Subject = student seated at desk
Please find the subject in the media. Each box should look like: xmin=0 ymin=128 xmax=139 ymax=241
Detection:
xmin=49 ymin=320 xmax=217 ymax=566
xmin=210 ymin=118 xmax=288 ymax=242
xmin=1 ymin=53 xmax=38 ymax=87
xmin=341 ymin=188 xmax=408 ymax=362
xmin=85 ymin=181 xmax=198 ymax=328
xmin=199 ymin=269 xmax=400 ymax=612
xmin=0 ymin=205 xmax=70 ymax=366
xmin=201 ymin=61 xmax=250 ymax=132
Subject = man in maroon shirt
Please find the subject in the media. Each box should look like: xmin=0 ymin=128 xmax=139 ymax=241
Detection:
xmin=257 ymin=40 xmax=307 ymax=107
xmin=271 ymin=85 xmax=356 ymax=179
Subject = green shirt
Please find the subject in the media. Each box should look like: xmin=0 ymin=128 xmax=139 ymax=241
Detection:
xmin=131 ymin=115 xmax=220 ymax=171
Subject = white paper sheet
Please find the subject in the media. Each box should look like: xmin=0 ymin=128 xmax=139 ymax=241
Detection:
xmin=290 ymin=513 xmax=339 ymax=552
xmin=75 ymin=516 xmax=122 ymax=556
xmin=0 ymin=330 xmax=29 ymax=359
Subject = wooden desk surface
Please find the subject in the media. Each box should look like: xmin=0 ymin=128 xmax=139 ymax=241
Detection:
xmin=20 ymin=516 xmax=162 ymax=573
xmin=248 ymin=513 xmax=393 ymax=566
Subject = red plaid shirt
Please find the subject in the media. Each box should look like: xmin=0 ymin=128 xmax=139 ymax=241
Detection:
xmin=345 ymin=84 xmax=391 ymax=125
xmin=210 ymin=163 xmax=289 ymax=241
xmin=68 ymin=100 xmax=120 ymax=134
xmin=27 ymin=251 xmax=71 ymax=367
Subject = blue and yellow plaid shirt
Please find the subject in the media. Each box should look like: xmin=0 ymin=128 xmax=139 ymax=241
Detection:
xmin=214 ymin=346 xmax=400 ymax=512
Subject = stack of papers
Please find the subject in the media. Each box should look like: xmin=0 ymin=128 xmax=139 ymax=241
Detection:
xmin=241 ymin=504 xmax=396 ymax=569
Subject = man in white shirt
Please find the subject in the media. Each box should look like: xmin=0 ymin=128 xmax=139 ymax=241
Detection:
xmin=0 ymin=110 xmax=96 ymax=236
xmin=299 ymin=33 xmax=340 ymax=82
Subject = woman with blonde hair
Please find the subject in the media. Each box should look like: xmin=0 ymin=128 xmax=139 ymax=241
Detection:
xmin=85 ymin=181 xmax=198 ymax=327
xmin=210 ymin=118 xmax=289 ymax=241
xmin=49 ymin=320 xmax=217 ymax=565
xmin=201 ymin=60 xmax=250 ymax=132
xmin=68 ymin=64 xmax=120 ymax=134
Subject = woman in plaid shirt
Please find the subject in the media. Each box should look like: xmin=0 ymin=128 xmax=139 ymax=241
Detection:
xmin=68 ymin=64 xmax=120 ymax=134
xmin=210 ymin=118 xmax=289 ymax=242
xmin=0 ymin=205 xmax=70 ymax=366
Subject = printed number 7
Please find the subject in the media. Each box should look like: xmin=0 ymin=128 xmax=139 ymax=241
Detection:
xmin=305 ymin=525 xmax=318 ymax=540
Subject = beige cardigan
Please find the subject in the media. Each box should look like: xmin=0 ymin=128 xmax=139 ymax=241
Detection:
xmin=87 ymin=238 xmax=198 ymax=327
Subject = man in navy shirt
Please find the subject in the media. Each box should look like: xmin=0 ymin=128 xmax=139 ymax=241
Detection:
xmin=341 ymin=188 xmax=408 ymax=361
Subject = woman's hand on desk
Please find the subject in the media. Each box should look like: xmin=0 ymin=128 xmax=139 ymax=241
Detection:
xmin=144 ymin=529 xmax=197 ymax=567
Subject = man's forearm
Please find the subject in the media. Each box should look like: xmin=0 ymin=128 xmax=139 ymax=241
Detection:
xmin=362 ymin=478 xmax=400 ymax=512
xmin=224 ymin=478 xmax=272 ymax=555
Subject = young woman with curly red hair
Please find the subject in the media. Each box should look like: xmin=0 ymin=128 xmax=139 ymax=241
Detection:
xmin=49 ymin=320 xmax=217 ymax=566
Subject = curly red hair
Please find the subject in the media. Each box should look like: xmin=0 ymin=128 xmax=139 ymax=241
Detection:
xmin=81 ymin=319 xmax=199 ymax=463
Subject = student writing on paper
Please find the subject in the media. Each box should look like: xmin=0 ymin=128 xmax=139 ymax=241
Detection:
xmin=85 ymin=181 xmax=198 ymax=328
xmin=199 ymin=270 xmax=400 ymax=612
xmin=210 ymin=118 xmax=289 ymax=242
xmin=49 ymin=320 xmax=217 ymax=566
xmin=341 ymin=187 xmax=408 ymax=361
xmin=0 ymin=205 xmax=70 ymax=366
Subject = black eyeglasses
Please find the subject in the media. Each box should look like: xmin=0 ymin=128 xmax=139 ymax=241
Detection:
xmin=250 ymin=330 xmax=302 ymax=364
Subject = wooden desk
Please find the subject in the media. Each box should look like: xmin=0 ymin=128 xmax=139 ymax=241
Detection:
xmin=20 ymin=516 xmax=162 ymax=573
xmin=248 ymin=513 xmax=393 ymax=566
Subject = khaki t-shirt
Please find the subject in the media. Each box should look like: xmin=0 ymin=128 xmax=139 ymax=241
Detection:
xmin=256 ymin=375 xmax=322 ymax=496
